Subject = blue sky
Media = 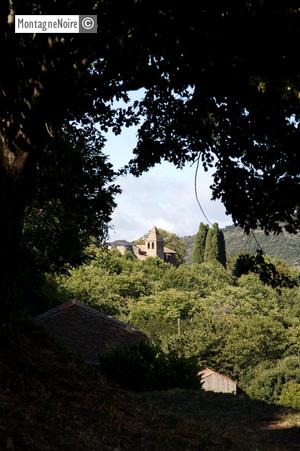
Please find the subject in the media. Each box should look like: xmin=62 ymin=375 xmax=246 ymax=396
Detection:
xmin=104 ymin=125 xmax=232 ymax=241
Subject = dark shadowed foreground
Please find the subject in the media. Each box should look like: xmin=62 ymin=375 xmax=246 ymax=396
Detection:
xmin=0 ymin=322 xmax=299 ymax=450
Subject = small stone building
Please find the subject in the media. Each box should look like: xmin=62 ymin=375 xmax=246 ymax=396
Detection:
xmin=198 ymin=368 xmax=237 ymax=395
xmin=34 ymin=300 xmax=146 ymax=365
xmin=109 ymin=226 xmax=177 ymax=264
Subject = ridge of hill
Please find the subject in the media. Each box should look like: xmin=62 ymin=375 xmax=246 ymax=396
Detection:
xmin=183 ymin=225 xmax=300 ymax=267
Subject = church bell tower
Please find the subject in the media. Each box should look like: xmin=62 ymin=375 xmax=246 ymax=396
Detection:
xmin=145 ymin=226 xmax=164 ymax=260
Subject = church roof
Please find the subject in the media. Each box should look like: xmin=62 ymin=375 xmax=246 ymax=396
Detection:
xmin=146 ymin=226 xmax=164 ymax=242
xmin=137 ymin=244 xmax=176 ymax=255
xmin=164 ymin=247 xmax=176 ymax=254
xmin=136 ymin=244 xmax=147 ymax=253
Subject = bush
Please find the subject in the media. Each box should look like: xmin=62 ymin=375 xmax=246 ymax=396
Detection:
xmin=245 ymin=356 xmax=300 ymax=403
xmin=279 ymin=381 xmax=300 ymax=409
xmin=99 ymin=340 xmax=200 ymax=391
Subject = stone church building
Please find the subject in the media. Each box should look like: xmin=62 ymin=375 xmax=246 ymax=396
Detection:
xmin=109 ymin=226 xmax=177 ymax=264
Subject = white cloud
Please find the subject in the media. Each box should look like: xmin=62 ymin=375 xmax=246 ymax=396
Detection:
xmin=103 ymin=121 xmax=232 ymax=241
xmin=108 ymin=162 xmax=232 ymax=241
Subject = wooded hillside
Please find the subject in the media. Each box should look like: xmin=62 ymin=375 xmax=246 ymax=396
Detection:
xmin=184 ymin=226 xmax=300 ymax=267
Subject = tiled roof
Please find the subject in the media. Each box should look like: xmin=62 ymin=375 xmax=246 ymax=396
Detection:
xmin=34 ymin=301 xmax=145 ymax=364
xmin=136 ymin=244 xmax=147 ymax=253
xmin=136 ymin=244 xmax=176 ymax=256
xmin=164 ymin=247 xmax=176 ymax=254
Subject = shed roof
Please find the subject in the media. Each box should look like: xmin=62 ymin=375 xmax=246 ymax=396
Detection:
xmin=34 ymin=300 xmax=145 ymax=364
xmin=198 ymin=368 xmax=216 ymax=378
xmin=198 ymin=368 xmax=237 ymax=384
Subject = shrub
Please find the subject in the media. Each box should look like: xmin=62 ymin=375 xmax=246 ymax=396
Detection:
xmin=245 ymin=356 xmax=300 ymax=403
xmin=99 ymin=340 xmax=200 ymax=391
xmin=279 ymin=381 xmax=300 ymax=409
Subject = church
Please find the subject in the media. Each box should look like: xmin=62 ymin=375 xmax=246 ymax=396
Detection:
xmin=108 ymin=226 xmax=177 ymax=264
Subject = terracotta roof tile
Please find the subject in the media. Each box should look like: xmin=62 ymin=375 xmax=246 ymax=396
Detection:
xmin=164 ymin=247 xmax=176 ymax=254
xmin=35 ymin=300 xmax=146 ymax=364
xmin=136 ymin=244 xmax=147 ymax=252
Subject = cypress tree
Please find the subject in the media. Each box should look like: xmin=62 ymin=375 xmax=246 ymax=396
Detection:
xmin=192 ymin=223 xmax=209 ymax=264
xmin=204 ymin=223 xmax=219 ymax=263
xmin=204 ymin=223 xmax=226 ymax=267
xmin=218 ymin=229 xmax=227 ymax=267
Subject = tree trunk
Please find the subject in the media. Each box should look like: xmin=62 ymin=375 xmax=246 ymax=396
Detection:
xmin=0 ymin=139 xmax=29 ymax=324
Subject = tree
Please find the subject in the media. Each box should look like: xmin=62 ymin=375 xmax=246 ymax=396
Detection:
xmin=204 ymin=223 xmax=218 ymax=264
xmin=192 ymin=223 xmax=209 ymax=264
xmin=1 ymin=1 xmax=300 ymax=310
xmin=203 ymin=223 xmax=226 ymax=267
xmin=246 ymin=356 xmax=300 ymax=403
xmin=157 ymin=229 xmax=186 ymax=265
xmin=218 ymin=229 xmax=227 ymax=268
xmin=232 ymin=251 xmax=298 ymax=289
xmin=279 ymin=381 xmax=300 ymax=409
xmin=22 ymin=132 xmax=119 ymax=274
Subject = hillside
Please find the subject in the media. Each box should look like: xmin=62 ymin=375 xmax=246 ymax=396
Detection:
xmin=1 ymin=322 xmax=299 ymax=450
xmin=183 ymin=225 xmax=300 ymax=267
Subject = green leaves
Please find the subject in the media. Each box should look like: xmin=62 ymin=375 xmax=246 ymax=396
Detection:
xmin=21 ymin=133 xmax=120 ymax=274
xmin=232 ymin=251 xmax=299 ymax=289
xmin=192 ymin=223 xmax=208 ymax=264
xmin=279 ymin=381 xmax=300 ymax=409
xmin=99 ymin=341 xmax=199 ymax=391
xmin=48 ymin=244 xmax=300 ymax=408
xmin=192 ymin=223 xmax=226 ymax=267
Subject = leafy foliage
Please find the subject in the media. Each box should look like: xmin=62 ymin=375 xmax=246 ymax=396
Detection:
xmin=246 ymin=356 xmax=300 ymax=404
xmin=192 ymin=223 xmax=208 ymax=264
xmin=99 ymin=340 xmax=199 ymax=391
xmin=232 ymin=251 xmax=299 ymax=289
xmin=203 ymin=223 xmax=226 ymax=267
xmin=218 ymin=229 xmax=227 ymax=268
xmin=22 ymin=133 xmax=119 ymax=273
xmin=1 ymin=1 xmax=300 ymax=307
xmin=158 ymin=229 xmax=186 ymax=265
xmin=184 ymin=226 xmax=300 ymax=268
xmin=2 ymin=322 xmax=297 ymax=451
xmin=279 ymin=381 xmax=300 ymax=409
xmin=51 ymin=246 xmax=300 ymax=408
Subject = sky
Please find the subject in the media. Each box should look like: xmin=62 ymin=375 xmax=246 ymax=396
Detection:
xmin=104 ymin=125 xmax=233 ymax=242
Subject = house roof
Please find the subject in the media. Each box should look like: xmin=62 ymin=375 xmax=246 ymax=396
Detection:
xmin=146 ymin=226 xmax=164 ymax=242
xmin=164 ymin=247 xmax=176 ymax=254
xmin=136 ymin=244 xmax=147 ymax=253
xmin=136 ymin=244 xmax=176 ymax=255
xmin=34 ymin=300 xmax=145 ymax=364
xmin=108 ymin=240 xmax=132 ymax=247
xmin=197 ymin=368 xmax=237 ymax=384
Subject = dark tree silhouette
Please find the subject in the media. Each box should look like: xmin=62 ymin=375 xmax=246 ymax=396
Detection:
xmin=0 ymin=0 xmax=299 ymax=310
